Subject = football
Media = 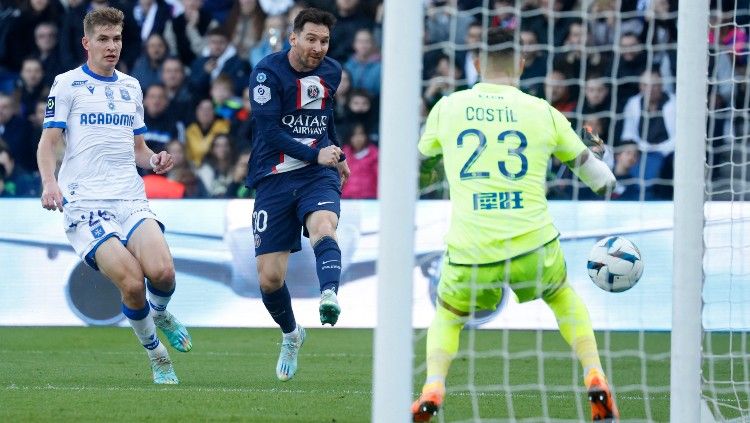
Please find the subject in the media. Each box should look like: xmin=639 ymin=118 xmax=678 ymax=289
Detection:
xmin=587 ymin=236 xmax=644 ymax=292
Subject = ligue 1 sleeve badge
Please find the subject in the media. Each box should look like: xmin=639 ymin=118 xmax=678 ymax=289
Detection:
xmin=254 ymin=84 xmax=271 ymax=105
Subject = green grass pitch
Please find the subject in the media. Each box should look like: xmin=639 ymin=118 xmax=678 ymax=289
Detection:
xmin=0 ymin=327 xmax=745 ymax=421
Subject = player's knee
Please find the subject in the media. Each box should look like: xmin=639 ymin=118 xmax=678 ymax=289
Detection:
xmin=148 ymin=262 xmax=175 ymax=285
xmin=120 ymin=279 xmax=147 ymax=306
xmin=258 ymin=267 xmax=284 ymax=292
xmin=310 ymin=221 xmax=336 ymax=240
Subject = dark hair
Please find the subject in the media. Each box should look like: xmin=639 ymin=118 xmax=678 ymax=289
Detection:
xmin=486 ymin=27 xmax=515 ymax=59
xmin=293 ymin=8 xmax=336 ymax=33
xmin=206 ymin=27 xmax=229 ymax=39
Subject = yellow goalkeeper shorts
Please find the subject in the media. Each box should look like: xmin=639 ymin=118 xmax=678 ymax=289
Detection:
xmin=438 ymin=238 xmax=567 ymax=313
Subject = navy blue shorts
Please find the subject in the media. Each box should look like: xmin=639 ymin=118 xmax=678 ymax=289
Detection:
xmin=252 ymin=170 xmax=340 ymax=256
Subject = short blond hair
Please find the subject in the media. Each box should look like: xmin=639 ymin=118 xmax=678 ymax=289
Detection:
xmin=83 ymin=7 xmax=124 ymax=37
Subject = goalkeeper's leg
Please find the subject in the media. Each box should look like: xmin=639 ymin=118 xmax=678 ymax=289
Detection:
xmin=412 ymin=303 xmax=465 ymax=422
xmin=544 ymin=285 xmax=619 ymax=421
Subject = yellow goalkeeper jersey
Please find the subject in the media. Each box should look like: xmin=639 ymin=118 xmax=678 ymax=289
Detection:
xmin=419 ymin=82 xmax=586 ymax=264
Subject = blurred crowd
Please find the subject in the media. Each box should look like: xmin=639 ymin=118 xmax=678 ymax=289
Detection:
xmin=0 ymin=0 xmax=748 ymax=201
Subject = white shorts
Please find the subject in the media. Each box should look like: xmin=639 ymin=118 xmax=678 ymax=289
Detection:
xmin=63 ymin=199 xmax=163 ymax=270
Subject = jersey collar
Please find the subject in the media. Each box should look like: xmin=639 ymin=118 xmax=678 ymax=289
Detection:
xmin=82 ymin=63 xmax=119 ymax=82
xmin=472 ymin=82 xmax=516 ymax=92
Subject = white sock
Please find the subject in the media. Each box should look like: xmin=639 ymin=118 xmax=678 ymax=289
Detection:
xmin=124 ymin=303 xmax=167 ymax=359
xmin=146 ymin=280 xmax=173 ymax=318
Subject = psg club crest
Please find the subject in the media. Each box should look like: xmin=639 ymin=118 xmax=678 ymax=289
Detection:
xmin=307 ymin=85 xmax=320 ymax=99
xmin=119 ymin=88 xmax=131 ymax=101
xmin=254 ymin=233 xmax=262 ymax=248
xmin=253 ymin=84 xmax=271 ymax=105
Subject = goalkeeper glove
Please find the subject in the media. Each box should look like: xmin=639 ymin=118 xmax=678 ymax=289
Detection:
xmin=582 ymin=125 xmax=606 ymax=161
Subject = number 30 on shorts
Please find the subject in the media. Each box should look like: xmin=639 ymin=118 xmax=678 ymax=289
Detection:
xmin=252 ymin=210 xmax=268 ymax=233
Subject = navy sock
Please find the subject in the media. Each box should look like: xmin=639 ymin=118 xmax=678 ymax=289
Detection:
xmin=313 ymin=236 xmax=341 ymax=293
xmin=261 ymin=283 xmax=296 ymax=333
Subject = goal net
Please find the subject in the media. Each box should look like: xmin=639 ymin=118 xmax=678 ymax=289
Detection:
xmin=702 ymin=0 xmax=750 ymax=420
xmin=406 ymin=0 xmax=749 ymax=421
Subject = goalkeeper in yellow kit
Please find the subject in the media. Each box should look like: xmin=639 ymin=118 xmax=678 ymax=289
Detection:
xmin=412 ymin=27 xmax=619 ymax=422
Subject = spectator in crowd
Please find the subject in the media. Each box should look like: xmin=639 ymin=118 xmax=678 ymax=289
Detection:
xmin=132 ymin=33 xmax=169 ymax=92
xmin=143 ymin=83 xmax=180 ymax=153
xmin=621 ymin=69 xmax=676 ymax=186
xmin=160 ymin=56 xmax=194 ymax=125
xmin=587 ymin=0 xmax=617 ymax=47
xmin=14 ymin=57 xmax=48 ymax=119
xmin=189 ymin=27 xmax=249 ymax=98
xmin=164 ymin=0 xmax=219 ymax=65
xmin=423 ymin=0 xmax=473 ymax=47
xmin=249 ymin=13 xmax=288 ymax=67
xmin=545 ymin=69 xmax=576 ymax=115
xmin=582 ymin=74 xmax=611 ymax=135
xmin=230 ymin=85 xmax=253 ymax=152
xmin=329 ymin=0 xmax=373 ymax=63
xmin=0 ymin=93 xmax=30 ymax=171
xmin=612 ymin=140 xmax=643 ymax=200
xmin=519 ymin=29 xmax=547 ymax=98
xmin=0 ymin=140 xmax=39 ymax=196
xmin=522 ymin=0 xmax=573 ymax=47
xmin=423 ymin=53 xmax=466 ymax=111
xmin=456 ymin=21 xmax=481 ymax=87
xmin=224 ymin=0 xmax=266 ymax=60
xmin=25 ymin=99 xmax=48 ymax=173
xmin=343 ymin=88 xmax=378 ymax=143
xmin=341 ymin=122 xmax=378 ymax=199
xmin=131 ymin=0 xmax=173 ymax=44
xmin=225 ymin=148 xmax=252 ymax=198
xmin=615 ymin=32 xmax=647 ymax=111
xmin=33 ymin=22 xmax=66 ymax=87
xmin=185 ymin=98 xmax=230 ymax=166
xmin=4 ymin=0 xmax=64 ymax=73
xmin=344 ymin=28 xmax=381 ymax=96
xmin=334 ymin=68 xmax=352 ymax=122
xmin=210 ymin=74 xmax=242 ymax=123
xmin=490 ymin=0 xmax=518 ymax=29
xmin=196 ymin=133 xmax=235 ymax=197
xmin=165 ymin=139 xmax=207 ymax=198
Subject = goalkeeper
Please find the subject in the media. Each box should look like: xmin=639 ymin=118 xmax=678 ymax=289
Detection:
xmin=412 ymin=27 xmax=619 ymax=422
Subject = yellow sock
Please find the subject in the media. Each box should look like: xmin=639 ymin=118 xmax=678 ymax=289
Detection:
xmin=424 ymin=304 xmax=465 ymax=388
xmin=544 ymin=285 xmax=603 ymax=378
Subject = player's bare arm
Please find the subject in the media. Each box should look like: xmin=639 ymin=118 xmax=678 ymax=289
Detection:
xmin=134 ymin=134 xmax=174 ymax=174
xmin=37 ymin=127 xmax=64 ymax=212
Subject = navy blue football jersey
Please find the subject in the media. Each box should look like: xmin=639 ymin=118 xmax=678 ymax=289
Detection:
xmin=245 ymin=49 xmax=343 ymax=188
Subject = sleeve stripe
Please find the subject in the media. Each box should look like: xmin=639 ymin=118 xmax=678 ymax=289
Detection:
xmin=133 ymin=126 xmax=148 ymax=135
xmin=43 ymin=121 xmax=67 ymax=129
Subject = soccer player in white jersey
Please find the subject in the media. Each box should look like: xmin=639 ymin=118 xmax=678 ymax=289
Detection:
xmin=36 ymin=7 xmax=192 ymax=384
xmin=412 ymin=27 xmax=619 ymax=421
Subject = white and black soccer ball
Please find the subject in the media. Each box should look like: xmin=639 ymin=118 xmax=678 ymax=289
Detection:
xmin=587 ymin=236 xmax=644 ymax=292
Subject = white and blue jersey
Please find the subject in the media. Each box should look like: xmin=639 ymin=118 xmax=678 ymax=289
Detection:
xmin=43 ymin=64 xmax=148 ymax=201
xmin=245 ymin=49 xmax=343 ymax=189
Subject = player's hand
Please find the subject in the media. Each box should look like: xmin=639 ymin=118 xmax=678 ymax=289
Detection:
xmin=150 ymin=151 xmax=174 ymax=174
xmin=40 ymin=180 xmax=64 ymax=212
xmin=336 ymin=159 xmax=350 ymax=188
xmin=317 ymin=146 xmax=341 ymax=167
xmin=582 ymin=125 xmax=605 ymax=160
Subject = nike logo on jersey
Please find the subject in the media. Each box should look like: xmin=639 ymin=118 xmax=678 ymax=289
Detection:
xmin=322 ymin=260 xmax=338 ymax=264
xmin=317 ymin=201 xmax=334 ymax=206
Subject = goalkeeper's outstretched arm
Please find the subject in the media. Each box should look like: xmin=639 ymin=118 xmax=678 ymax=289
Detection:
xmin=564 ymin=149 xmax=616 ymax=196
